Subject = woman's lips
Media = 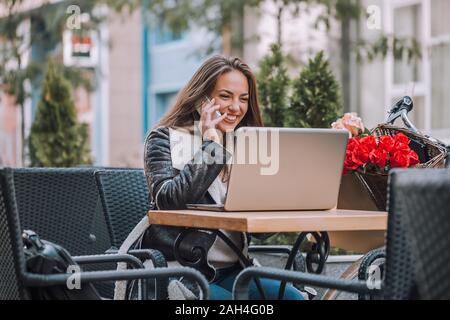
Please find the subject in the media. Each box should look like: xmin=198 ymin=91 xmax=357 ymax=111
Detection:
xmin=224 ymin=114 xmax=238 ymax=124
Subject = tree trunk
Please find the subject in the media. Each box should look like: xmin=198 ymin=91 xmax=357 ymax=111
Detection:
xmin=231 ymin=2 xmax=245 ymax=57
xmin=276 ymin=6 xmax=283 ymax=46
xmin=222 ymin=2 xmax=245 ymax=57
xmin=20 ymin=102 xmax=25 ymax=166
xmin=16 ymin=52 xmax=26 ymax=167
xmin=341 ymin=17 xmax=351 ymax=113
xmin=222 ymin=24 xmax=232 ymax=56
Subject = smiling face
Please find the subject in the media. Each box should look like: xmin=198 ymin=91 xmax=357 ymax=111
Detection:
xmin=210 ymin=70 xmax=249 ymax=133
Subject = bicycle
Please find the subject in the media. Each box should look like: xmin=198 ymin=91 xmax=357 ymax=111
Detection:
xmin=324 ymin=96 xmax=450 ymax=300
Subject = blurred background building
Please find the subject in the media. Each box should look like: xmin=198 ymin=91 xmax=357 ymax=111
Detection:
xmin=1 ymin=0 xmax=449 ymax=168
xmin=357 ymin=0 xmax=450 ymax=145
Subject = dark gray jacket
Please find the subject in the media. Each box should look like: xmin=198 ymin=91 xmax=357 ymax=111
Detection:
xmin=143 ymin=127 xmax=251 ymax=281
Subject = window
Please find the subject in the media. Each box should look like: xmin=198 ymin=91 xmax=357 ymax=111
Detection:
xmin=154 ymin=24 xmax=185 ymax=45
xmin=431 ymin=44 xmax=450 ymax=131
xmin=393 ymin=4 xmax=423 ymax=84
xmin=155 ymin=92 xmax=177 ymax=122
xmin=430 ymin=0 xmax=450 ymax=137
xmin=386 ymin=0 xmax=450 ymax=142
xmin=430 ymin=0 xmax=450 ymax=37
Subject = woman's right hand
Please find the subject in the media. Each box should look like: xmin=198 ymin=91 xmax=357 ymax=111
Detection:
xmin=199 ymin=98 xmax=227 ymax=144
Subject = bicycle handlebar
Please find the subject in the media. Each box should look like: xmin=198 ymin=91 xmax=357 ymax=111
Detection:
xmin=387 ymin=96 xmax=414 ymax=125
xmin=387 ymin=96 xmax=450 ymax=168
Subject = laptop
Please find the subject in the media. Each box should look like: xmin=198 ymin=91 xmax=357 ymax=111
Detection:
xmin=187 ymin=127 xmax=348 ymax=212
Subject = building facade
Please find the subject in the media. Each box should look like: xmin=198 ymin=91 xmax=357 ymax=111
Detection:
xmin=356 ymin=0 xmax=450 ymax=143
xmin=1 ymin=0 xmax=448 ymax=168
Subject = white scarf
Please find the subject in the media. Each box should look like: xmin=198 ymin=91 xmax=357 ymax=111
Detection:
xmin=169 ymin=127 xmax=231 ymax=204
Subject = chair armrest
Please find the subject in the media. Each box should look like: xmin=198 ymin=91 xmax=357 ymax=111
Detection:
xmin=105 ymin=248 xmax=167 ymax=268
xmin=103 ymin=248 xmax=169 ymax=299
xmin=23 ymin=266 xmax=209 ymax=300
xmin=232 ymin=267 xmax=380 ymax=300
xmin=73 ymin=254 xmax=144 ymax=269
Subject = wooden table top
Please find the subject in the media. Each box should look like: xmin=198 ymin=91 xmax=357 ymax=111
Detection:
xmin=148 ymin=209 xmax=388 ymax=233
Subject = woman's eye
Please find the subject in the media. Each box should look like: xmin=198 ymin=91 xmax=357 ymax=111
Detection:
xmin=241 ymin=97 xmax=249 ymax=102
xmin=220 ymin=95 xmax=229 ymax=100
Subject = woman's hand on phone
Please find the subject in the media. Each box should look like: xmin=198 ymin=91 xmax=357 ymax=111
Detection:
xmin=199 ymin=98 xmax=227 ymax=144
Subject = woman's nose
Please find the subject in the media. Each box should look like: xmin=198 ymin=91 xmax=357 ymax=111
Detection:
xmin=228 ymin=100 xmax=241 ymax=112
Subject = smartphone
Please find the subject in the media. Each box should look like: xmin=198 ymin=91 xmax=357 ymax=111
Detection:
xmin=197 ymin=96 xmax=222 ymax=119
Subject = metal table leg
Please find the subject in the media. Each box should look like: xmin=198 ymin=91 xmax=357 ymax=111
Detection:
xmin=278 ymin=231 xmax=330 ymax=300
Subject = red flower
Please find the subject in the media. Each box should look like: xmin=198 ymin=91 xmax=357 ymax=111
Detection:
xmin=343 ymin=138 xmax=364 ymax=174
xmin=346 ymin=137 xmax=360 ymax=152
xmin=369 ymin=148 xmax=389 ymax=168
xmin=394 ymin=133 xmax=410 ymax=145
xmin=378 ymin=135 xmax=395 ymax=153
xmin=343 ymin=133 xmax=421 ymax=175
xmin=408 ymin=151 xmax=420 ymax=166
xmin=352 ymin=136 xmax=374 ymax=164
xmin=392 ymin=133 xmax=410 ymax=153
xmin=390 ymin=149 xmax=420 ymax=168
xmin=360 ymin=136 xmax=377 ymax=151
xmin=390 ymin=151 xmax=410 ymax=168
xmin=343 ymin=155 xmax=360 ymax=174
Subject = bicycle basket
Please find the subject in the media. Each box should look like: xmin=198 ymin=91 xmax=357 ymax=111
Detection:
xmin=350 ymin=124 xmax=448 ymax=211
xmin=371 ymin=124 xmax=447 ymax=169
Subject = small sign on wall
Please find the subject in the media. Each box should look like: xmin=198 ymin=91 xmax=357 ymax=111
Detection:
xmin=63 ymin=30 xmax=98 ymax=68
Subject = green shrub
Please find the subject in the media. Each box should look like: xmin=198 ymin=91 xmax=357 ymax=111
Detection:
xmin=287 ymin=51 xmax=342 ymax=128
xmin=29 ymin=62 xmax=92 ymax=167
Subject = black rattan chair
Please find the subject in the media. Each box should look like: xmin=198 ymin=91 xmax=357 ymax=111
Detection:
xmin=94 ymin=169 xmax=152 ymax=248
xmin=94 ymin=169 xmax=170 ymax=299
xmin=11 ymin=167 xmax=166 ymax=298
xmin=0 ymin=167 xmax=209 ymax=300
xmin=12 ymin=168 xmax=116 ymax=297
xmin=395 ymin=169 xmax=450 ymax=300
xmin=13 ymin=168 xmax=111 ymax=256
xmin=232 ymin=169 xmax=450 ymax=300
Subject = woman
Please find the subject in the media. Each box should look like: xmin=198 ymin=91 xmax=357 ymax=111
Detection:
xmin=144 ymin=55 xmax=304 ymax=300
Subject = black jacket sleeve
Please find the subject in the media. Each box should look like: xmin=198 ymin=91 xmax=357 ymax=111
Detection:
xmin=144 ymin=127 xmax=232 ymax=210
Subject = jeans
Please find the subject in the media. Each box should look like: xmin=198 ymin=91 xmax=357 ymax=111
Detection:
xmin=209 ymin=265 xmax=305 ymax=300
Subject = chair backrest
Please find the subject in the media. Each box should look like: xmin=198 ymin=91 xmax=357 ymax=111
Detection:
xmin=0 ymin=168 xmax=29 ymax=300
xmin=94 ymin=169 xmax=150 ymax=248
xmin=12 ymin=168 xmax=111 ymax=256
xmin=383 ymin=169 xmax=419 ymax=300
xmin=395 ymin=169 xmax=450 ymax=299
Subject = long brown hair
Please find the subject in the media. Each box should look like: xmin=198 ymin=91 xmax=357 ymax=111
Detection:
xmin=155 ymin=55 xmax=263 ymax=130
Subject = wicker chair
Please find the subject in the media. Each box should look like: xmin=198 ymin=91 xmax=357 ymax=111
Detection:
xmin=0 ymin=167 xmax=209 ymax=300
xmin=94 ymin=169 xmax=153 ymax=248
xmin=13 ymin=168 xmax=111 ymax=256
xmin=12 ymin=168 xmax=116 ymax=297
xmin=233 ymin=169 xmax=450 ymax=300
xmin=11 ymin=167 xmax=165 ymax=298
xmin=94 ymin=169 xmax=170 ymax=299
xmin=394 ymin=169 xmax=450 ymax=299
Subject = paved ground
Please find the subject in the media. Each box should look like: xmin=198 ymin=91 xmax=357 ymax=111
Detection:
xmin=249 ymin=252 xmax=359 ymax=300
